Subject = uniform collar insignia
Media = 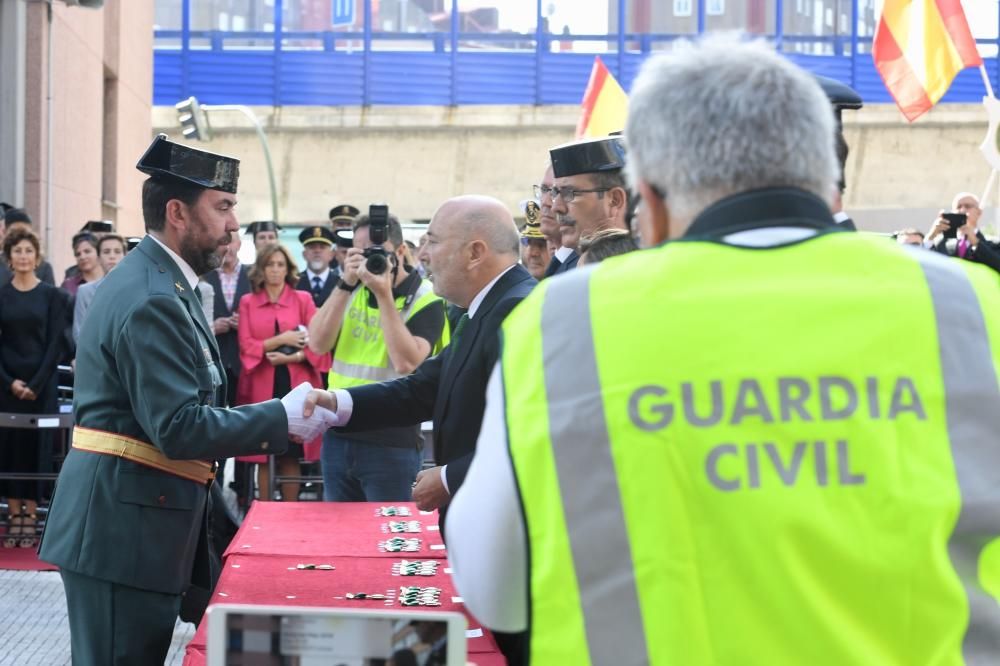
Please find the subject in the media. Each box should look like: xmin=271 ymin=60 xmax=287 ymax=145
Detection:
xmin=175 ymin=281 xmax=185 ymax=293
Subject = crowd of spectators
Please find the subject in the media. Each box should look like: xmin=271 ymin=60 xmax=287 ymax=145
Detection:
xmin=4 ymin=115 xmax=998 ymax=550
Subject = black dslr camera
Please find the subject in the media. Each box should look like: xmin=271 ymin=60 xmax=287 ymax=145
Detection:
xmin=363 ymin=204 xmax=390 ymax=275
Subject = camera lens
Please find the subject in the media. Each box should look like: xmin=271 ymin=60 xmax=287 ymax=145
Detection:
xmin=366 ymin=252 xmax=388 ymax=275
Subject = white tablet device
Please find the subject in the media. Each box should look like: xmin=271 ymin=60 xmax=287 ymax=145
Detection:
xmin=205 ymin=604 xmax=467 ymax=666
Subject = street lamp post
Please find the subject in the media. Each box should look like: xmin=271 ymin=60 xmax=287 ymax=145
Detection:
xmin=175 ymin=97 xmax=280 ymax=223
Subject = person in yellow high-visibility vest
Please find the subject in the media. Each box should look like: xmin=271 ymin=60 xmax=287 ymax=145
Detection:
xmin=445 ymin=35 xmax=1000 ymax=665
xmin=307 ymin=209 xmax=447 ymax=502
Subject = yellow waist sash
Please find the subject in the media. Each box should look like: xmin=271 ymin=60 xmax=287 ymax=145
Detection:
xmin=72 ymin=426 xmax=216 ymax=484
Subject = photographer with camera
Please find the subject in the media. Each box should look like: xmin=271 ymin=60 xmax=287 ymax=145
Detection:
xmin=308 ymin=206 xmax=448 ymax=502
xmin=926 ymin=192 xmax=1000 ymax=274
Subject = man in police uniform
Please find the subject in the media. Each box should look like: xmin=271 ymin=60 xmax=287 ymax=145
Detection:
xmin=519 ymin=200 xmax=551 ymax=280
xmin=447 ymin=36 xmax=1000 ymax=663
xmin=245 ymin=220 xmax=281 ymax=253
xmin=329 ymin=203 xmax=360 ymax=272
xmin=547 ymin=136 xmax=629 ymax=275
xmin=307 ymin=210 xmax=447 ymax=502
xmin=39 ymin=135 xmax=328 ymax=665
xmin=816 ymin=74 xmax=863 ymax=230
xmin=297 ymin=225 xmax=339 ymax=307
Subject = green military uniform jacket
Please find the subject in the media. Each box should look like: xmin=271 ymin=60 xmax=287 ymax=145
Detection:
xmin=40 ymin=236 xmax=288 ymax=595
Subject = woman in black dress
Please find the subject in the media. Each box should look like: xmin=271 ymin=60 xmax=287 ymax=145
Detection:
xmin=0 ymin=227 xmax=69 ymax=547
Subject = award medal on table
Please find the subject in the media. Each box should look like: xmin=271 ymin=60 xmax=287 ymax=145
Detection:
xmin=375 ymin=506 xmax=412 ymax=517
xmin=399 ymin=586 xmax=442 ymax=607
xmin=382 ymin=520 xmax=422 ymax=533
xmin=379 ymin=537 xmax=421 ymax=552
xmin=392 ymin=560 xmax=440 ymax=577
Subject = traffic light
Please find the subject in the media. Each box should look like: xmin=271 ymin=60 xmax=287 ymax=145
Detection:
xmin=176 ymin=97 xmax=212 ymax=142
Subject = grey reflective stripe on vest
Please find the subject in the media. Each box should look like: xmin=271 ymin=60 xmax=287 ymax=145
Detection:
xmin=400 ymin=281 xmax=434 ymax=322
xmin=330 ymin=359 xmax=400 ymax=382
xmin=540 ymin=268 xmax=650 ymax=665
xmin=914 ymin=249 xmax=1000 ymax=662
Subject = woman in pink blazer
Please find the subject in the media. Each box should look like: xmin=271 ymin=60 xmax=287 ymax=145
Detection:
xmin=237 ymin=243 xmax=331 ymax=501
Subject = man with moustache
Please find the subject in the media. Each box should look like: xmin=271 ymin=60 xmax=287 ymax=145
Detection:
xmin=39 ymin=135 xmax=328 ymax=665
xmin=547 ymin=136 xmax=630 ymax=275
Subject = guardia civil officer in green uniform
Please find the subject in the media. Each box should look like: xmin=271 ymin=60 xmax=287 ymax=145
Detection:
xmin=39 ymin=135 xmax=320 ymax=665
xmin=446 ymin=36 xmax=1000 ymax=664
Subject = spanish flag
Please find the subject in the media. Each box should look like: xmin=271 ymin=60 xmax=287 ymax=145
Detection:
xmin=873 ymin=0 xmax=982 ymax=122
xmin=575 ymin=57 xmax=629 ymax=138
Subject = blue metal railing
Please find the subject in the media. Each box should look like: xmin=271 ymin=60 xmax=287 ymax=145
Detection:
xmin=153 ymin=0 xmax=1000 ymax=107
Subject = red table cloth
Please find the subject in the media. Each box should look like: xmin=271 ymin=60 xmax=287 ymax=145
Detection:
xmin=223 ymin=501 xmax=448 ymax=559
xmin=183 ymin=502 xmax=506 ymax=665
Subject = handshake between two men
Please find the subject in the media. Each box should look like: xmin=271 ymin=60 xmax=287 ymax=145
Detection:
xmin=278 ymin=382 xmax=449 ymax=511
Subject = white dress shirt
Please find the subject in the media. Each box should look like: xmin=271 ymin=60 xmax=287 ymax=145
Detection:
xmin=307 ymin=267 xmax=331 ymax=289
xmin=148 ymin=234 xmax=199 ymax=291
xmin=554 ymin=245 xmax=575 ymax=263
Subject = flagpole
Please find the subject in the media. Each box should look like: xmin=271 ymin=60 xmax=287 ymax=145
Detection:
xmin=981 ymin=168 xmax=998 ymax=238
xmin=980 ymin=65 xmax=995 ymax=100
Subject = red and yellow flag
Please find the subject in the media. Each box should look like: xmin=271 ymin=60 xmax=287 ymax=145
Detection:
xmin=873 ymin=0 xmax=982 ymax=122
xmin=575 ymin=56 xmax=629 ymax=138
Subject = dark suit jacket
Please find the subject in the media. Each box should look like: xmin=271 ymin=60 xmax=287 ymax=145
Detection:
xmin=932 ymin=231 xmax=1000 ymax=274
xmin=551 ymin=251 xmax=579 ymax=275
xmin=202 ymin=265 xmax=252 ymax=381
xmin=40 ymin=236 xmax=287 ymax=595
xmin=297 ymin=269 xmax=338 ymax=308
xmin=340 ymin=264 xmax=536 ymax=508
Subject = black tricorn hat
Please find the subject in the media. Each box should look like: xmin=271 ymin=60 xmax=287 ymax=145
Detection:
xmin=80 ymin=220 xmax=114 ymax=234
xmin=815 ymin=75 xmax=863 ymax=124
xmin=126 ymin=236 xmax=142 ymax=252
xmin=329 ymin=204 xmax=360 ymax=225
xmin=136 ymin=134 xmax=240 ymax=194
xmin=550 ymin=136 xmax=626 ymax=179
xmin=245 ymin=221 xmax=282 ymax=237
xmin=299 ymin=225 xmax=336 ymax=247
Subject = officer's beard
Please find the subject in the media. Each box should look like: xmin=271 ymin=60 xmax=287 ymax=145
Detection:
xmin=307 ymin=259 xmax=328 ymax=273
xmin=181 ymin=218 xmax=229 ymax=276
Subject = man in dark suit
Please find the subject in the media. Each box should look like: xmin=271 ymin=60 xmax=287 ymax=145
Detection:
xmin=548 ymin=136 xmax=629 ymax=275
xmin=296 ymin=225 xmax=338 ymax=307
xmin=305 ymin=195 xmax=535 ymax=518
xmin=202 ymin=232 xmax=252 ymax=407
xmin=39 ymin=135 xmax=326 ymax=665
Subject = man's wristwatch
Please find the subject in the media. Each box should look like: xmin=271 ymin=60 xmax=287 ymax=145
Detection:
xmin=337 ymin=279 xmax=358 ymax=292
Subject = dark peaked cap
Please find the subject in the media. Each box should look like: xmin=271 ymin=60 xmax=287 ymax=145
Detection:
xmin=550 ymin=136 xmax=626 ymax=178
xmin=136 ymin=133 xmax=240 ymax=194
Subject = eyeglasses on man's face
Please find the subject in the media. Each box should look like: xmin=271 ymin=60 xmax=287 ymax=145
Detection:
xmin=532 ymin=184 xmax=609 ymax=204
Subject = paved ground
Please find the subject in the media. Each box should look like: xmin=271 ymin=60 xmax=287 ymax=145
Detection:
xmin=0 ymin=570 xmax=196 ymax=665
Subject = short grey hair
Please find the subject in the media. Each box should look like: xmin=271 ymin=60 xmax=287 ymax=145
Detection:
xmin=625 ymin=35 xmax=839 ymax=222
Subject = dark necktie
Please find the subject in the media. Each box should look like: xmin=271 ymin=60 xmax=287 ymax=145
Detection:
xmin=312 ymin=276 xmax=322 ymax=298
xmin=452 ymin=313 xmax=470 ymax=348
xmin=193 ymin=284 xmax=203 ymax=304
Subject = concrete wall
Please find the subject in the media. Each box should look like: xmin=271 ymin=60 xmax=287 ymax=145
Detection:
xmin=22 ymin=0 xmax=152 ymax=279
xmin=152 ymin=101 xmax=1000 ymax=236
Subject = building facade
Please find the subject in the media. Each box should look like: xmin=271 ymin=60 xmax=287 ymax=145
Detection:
xmin=0 ymin=0 xmax=153 ymax=279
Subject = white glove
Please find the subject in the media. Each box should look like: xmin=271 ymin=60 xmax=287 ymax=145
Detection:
xmin=281 ymin=382 xmax=335 ymax=441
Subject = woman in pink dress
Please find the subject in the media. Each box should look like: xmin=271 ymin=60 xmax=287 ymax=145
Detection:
xmin=237 ymin=244 xmax=330 ymax=501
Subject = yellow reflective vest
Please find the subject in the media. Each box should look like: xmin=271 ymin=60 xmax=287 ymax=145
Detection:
xmin=501 ymin=227 xmax=1000 ymax=664
xmin=328 ymin=279 xmax=447 ymax=389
